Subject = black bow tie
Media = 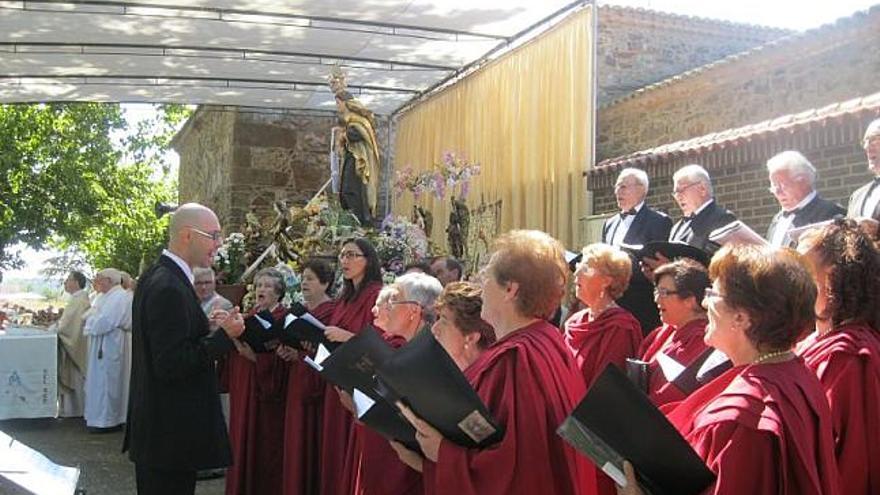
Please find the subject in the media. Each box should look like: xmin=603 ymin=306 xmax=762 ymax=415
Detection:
xmin=620 ymin=209 xmax=637 ymax=218
xmin=781 ymin=208 xmax=800 ymax=218
xmin=682 ymin=214 xmax=696 ymax=222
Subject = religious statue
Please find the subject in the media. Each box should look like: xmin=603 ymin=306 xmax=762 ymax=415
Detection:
xmin=329 ymin=67 xmax=380 ymax=226
xmin=412 ymin=204 xmax=433 ymax=239
xmin=447 ymin=196 xmax=470 ymax=259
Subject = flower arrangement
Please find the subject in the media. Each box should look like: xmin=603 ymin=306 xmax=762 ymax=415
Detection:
xmin=394 ymin=151 xmax=481 ymax=201
xmin=213 ymin=232 xmax=247 ymax=284
xmin=371 ymin=215 xmax=430 ymax=275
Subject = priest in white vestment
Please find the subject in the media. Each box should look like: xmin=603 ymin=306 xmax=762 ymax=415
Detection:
xmin=83 ymin=268 xmax=132 ymax=430
xmin=52 ymin=271 xmax=91 ymax=417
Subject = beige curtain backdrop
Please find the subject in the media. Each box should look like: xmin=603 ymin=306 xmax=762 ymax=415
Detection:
xmin=392 ymin=7 xmax=593 ymax=249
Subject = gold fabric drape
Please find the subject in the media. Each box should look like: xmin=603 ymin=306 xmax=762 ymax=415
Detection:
xmin=392 ymin=7 xmax=593 ymax=249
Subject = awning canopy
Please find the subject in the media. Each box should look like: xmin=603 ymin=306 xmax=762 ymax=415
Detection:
xmin=0 ymin=0 xmax=580 ymax=114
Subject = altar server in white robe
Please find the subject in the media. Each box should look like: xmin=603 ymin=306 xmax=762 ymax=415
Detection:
xmin=83 ymin=268 xmax=133 ymax=431
xmin=52 ymin=270 xmax=91 ymax=417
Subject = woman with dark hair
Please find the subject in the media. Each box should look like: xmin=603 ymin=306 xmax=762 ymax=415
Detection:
xmin=399 ymin=230 xmax=592 ymax=495
xmin=280 ymin=259 xmax=337 ymax=495
xmin=638 ymin=259 xmax=710 ymax=406
xmin=226 ymin=268 xmax=290 ymax=495
xmin=431 ymin=281 xmax=496 ymax=371
xmin=619 ymin=245 xmax=840 ymax=495
xmin=318 ymin=238 xmax=383 ymax=495
xmin=796 ymin=219 xmax=880 ymax=494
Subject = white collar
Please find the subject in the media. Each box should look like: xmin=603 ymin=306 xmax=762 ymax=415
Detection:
xmin=692 ymin=199 xmax=714 ymax=217
xmin=625 ymin=201 xmax=645 ymax=214
xmin=786 ymin=190 xmax=817 ymax=213
xmin=162 ymin=249 xmax=195 ymax=286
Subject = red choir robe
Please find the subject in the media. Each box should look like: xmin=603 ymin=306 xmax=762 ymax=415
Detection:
xmin=226 ymin=304 xmax=291 ymax=495
xmin=797 ymin=322 xmax=880 ymax=494
xmin=665 ymin=357 xmax=841 ymax=495
xmin=282 ymin=299 xmax=338 ymax=495
xmin=422 ymin=320 xmax=594 ymax=495
xmin=319 ymin=281 xmax=382 ymax=495
xmin=564 ymin=307 xmax=642 ymax=495
xmin=638 ymin=319 xmax=709 ymax=406
xmin=346 ymin=328 xmax=423 ymax=495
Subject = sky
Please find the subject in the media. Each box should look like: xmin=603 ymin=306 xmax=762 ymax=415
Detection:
xmin=601 ymin=0 xmax=879 ymax=30
xmin=4 ymin=1 xmax=877 ymax=281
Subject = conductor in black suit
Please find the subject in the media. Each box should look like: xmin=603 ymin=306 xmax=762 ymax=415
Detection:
xmin=601 ymin=168 xmax=672 ymax=334
xmin=765 ymin=151 xmax=845 ymax=247
xmin=643 ymin=164 xmax=736 ymax=278
xmin=123 ymin=203 xmax=245 ymax=495
xmin=847 ymin=118 xmax=880 ymax=223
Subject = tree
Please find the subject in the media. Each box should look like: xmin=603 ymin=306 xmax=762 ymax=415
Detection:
xmin=0 ymin=103 xmax=124 ymax=268
xmin=1 ymin=102 xmax=192 ymax=275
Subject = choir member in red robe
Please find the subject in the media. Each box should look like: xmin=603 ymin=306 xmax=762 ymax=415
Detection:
xmin=344 ymin=272 xmax=443 ymax=495
xmin=280 ymin=259 xmax=338 ymax=495
xmin=564 ymin=243 xmax=641 ymax=495
xmin=638 ymin=259 xmax=710 ymax=406
xmin=226 ymin=268 xmax=291 ymax=495
xmin=397 ymin=230 xmax=594 ymax=495
xmin=318 ymin=238 xmax=383 ymax=495
xmin=795 ymin=219 xmax=880 ymax=494
xmin=618 ymin=245 xmax=840 ymax=495
xmin=565 ymin=243 xmax=643 ymax=392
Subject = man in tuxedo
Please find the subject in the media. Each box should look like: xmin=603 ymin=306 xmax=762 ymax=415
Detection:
xmin=765 ymin=151 xmax=844 ymax=247
xmin=601 ymin=168 xmax=672 ymax=334
xmin=665 ymin=164 xmax=737 ymax=253
xmin=123 ymin=203 xmax=245 ymax=495
xmin=848 ymin=118 xmax=880 ymax=222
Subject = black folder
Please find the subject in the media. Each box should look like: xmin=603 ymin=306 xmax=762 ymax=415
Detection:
xmin=557 ymin=364 xmax=715 ymax=495
xmin=311 ymin=327 xmax=419 ymax=451
xmin=670 ymin=348 xmax=732 ymax=396
xmin=621 ymin=241 xmax=710 ymax=266
xmin=239 ymin=309 xmax=284 ymax=353
xmin=279 ymin=303 xmax=338 ymax=352
xmin=376 ymin=330 xmax=504 ymax=449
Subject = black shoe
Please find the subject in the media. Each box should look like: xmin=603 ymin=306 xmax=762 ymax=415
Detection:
xmin=87 ymin=424 xmax=123 ymax=434
xmin=196 ymin=468 xmax=226 ymax=481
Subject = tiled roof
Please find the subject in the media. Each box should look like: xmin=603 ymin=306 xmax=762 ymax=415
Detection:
xmin=600 ymin=4 xmax=880 ymax=109
xmin=593 ymin=91 xmax=880 ymax=173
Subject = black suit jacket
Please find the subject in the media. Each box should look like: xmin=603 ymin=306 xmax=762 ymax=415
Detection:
xmin=766 ymin=194 xmax=845 ymax=247
xmin=123 ymin=255 xmax=234 ymax=471
xmin=669 ymin=200 xmax=737 ymax=255
xmin=602 ymin=205 xmax=672 ymax=335
xmin=847 ymin=179 xmax=880 ymax=221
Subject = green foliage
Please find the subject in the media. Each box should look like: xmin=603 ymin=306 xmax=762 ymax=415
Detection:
xmin=0 ymin=103 xmax=125 ymax=268
xmin=0 ymin=102 xmax=193 ymax=275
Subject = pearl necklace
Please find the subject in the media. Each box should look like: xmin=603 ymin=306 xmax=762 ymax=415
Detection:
xmin=752 ymin=349 xmax=794 ymax=365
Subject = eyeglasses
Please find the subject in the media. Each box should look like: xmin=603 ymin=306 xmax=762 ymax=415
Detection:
xmin=653 ymin=288 xmax=681 ymax=298
xmin=703 ymin=288 xmax=725 ymax=300
xmin=187 ymin=226 xmax=223 ymax=241
xmin=338 ymin=251 xmax=366 ymax=260
xmin=671 ymin=182 xmax=699 ymax=197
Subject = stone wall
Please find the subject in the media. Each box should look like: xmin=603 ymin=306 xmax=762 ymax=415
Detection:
xmin=597 ymin=6 xmax=788 ymax=104
xmin=588 ymin=111 xmax=879 ymax=237
xmin=176 ymin=106 xmax=236 ymax=224
xmin=597 ymin=6 xmax=880 ymax=162
xmin=175 ymin=106 xmax=392 ymax=231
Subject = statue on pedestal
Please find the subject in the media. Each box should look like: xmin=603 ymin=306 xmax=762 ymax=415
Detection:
xmin=329 ymin=67 xmax=380 ymax=226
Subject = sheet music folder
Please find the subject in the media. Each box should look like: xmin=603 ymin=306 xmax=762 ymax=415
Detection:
xmin=311 ymin=327 xmax=419 ymax=451
xmin=376 ymin=330 xmax=504 ymax=449
xmin=621 ymin=241 xmax=710 ymax=266
xmin=557 ymin=364 xmax=715 ymax=495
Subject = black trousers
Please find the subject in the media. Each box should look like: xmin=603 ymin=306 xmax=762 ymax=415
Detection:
xmin=135 ymin=464 xmax=196 ymax=495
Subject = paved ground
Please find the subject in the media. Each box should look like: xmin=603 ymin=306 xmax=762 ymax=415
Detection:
xmin=0 ymin=418 xmax=225 ymax=495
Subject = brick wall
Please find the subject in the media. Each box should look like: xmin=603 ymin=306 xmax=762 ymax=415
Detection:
xmin=597 ymin=6 xmax=880 ymax=161
xmin=589 ymin=113 xmax=878 ymax=236
xmin=597 ymin=6 xmax=788 ymax=104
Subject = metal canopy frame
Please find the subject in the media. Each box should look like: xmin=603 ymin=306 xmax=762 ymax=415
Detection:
xmin=0 ymin=0 xmax=583 ymax=113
